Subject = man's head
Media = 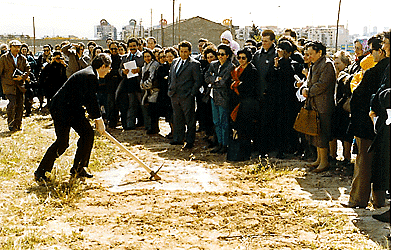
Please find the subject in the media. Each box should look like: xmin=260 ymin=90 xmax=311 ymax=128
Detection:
xmin=127 ymin=37 xmax=139 ymax=54
xmin=305 ymin=41 xmax=326 ymax=63
xmin=261 ymin=30 xmax=275 ymax=51
xmin=198 ymin=38 xmax=208 ymax=54
xmin=52 ymin=51 xmax=64 ymax=64
xmin=92 ymin=53 xmax=112 ymax=78
xmin=146 ymin=37 xmax=157 ymax=50
xmin=109 ymin=41 xmax=119 ymax=56
xmin=368 ymin=36 xmax=386 ymax=62
xmin=178 ymin=41 xmax=192 ymax=60
xmin=9 ymin=40 xmax=22 ymax=56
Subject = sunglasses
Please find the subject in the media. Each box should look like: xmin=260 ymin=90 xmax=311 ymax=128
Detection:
xmin=238 ymin=56 xmax=247 ymax=60
xmin=217 ymin=53 xmax=226 ymax=56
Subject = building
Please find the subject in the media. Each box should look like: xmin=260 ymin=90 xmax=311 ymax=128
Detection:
xmin=298 ymin=25 xmax=349 ymax=49
xmin=151 ymin=16 xmax=234 ymax=53
xmin=121 ymin=19 xmax=147 ymax=41
xmin=95 ymin=19 xmax=117 ymax=41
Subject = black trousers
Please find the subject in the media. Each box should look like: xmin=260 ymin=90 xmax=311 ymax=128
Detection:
xmin=35 ymin=114 xmax=94 ymax=175
xmin=171 ymin=95 xmax=196 ymax=144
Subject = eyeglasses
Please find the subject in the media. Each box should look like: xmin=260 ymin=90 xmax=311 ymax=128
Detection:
xmin=44 ymin=50 xmax=50 ymax=52
xmin=110 ymin=48 xmax=118 ymax=51
xmin=238 ymin=56 xmax=247 ymax=60
xmin=217 ymin=53 xmax=226 ymax=56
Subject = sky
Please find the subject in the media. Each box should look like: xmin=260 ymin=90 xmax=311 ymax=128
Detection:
xmin=1 ymin=0 xmax=393 ymax=39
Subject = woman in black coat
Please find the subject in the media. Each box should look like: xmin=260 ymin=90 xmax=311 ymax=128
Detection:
xmin=228 ymin=48 xmax=259 ymax=161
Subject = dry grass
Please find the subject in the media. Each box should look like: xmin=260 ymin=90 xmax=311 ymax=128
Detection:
xmin=0 ymin=110 xmax=389 ymax=249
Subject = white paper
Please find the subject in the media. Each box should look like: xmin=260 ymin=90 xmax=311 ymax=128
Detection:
xmin=123 ymin=61 xmax=138 ymax=78
xmin=199 ymin=86 xmax=204 ymax=94
xmin=386 ymin=109 xmax=391 ymax=125
xmin=296 ymin=81 xmax=307 ymax=102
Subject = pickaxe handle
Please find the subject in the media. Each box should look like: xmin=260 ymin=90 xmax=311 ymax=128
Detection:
xmin=103 ymin=131 xmax=161 ymax=180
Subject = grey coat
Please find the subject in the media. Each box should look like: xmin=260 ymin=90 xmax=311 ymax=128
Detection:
xmin=168 ymin=57 xmax=202 ymax=99
xmin=204 ymin=60 xmax=234 ymax=108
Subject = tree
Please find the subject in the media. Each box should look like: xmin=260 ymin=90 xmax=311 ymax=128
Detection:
xmin=250 ymin=23 xmax=261 ymax=42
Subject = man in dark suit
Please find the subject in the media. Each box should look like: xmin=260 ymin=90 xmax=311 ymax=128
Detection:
xmin=168 ymin=41 xmax=202 ymax=149
xmin=117 ymin=37 xmax=144 ymax=130
xmin=34 ymin=54 xmax=111 ymax=183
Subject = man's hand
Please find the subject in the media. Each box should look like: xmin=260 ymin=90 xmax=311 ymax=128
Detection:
xmin=95 ymin=118 xmax=106 ymax=135
xmin=302 ymin=88 xmax=309 ymax=98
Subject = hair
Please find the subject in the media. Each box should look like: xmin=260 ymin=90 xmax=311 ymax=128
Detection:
xmin=164 ymin=47 xmax=178 ymax=58
xmin=382 ymin=30 xmax=391 ymax=43
xmin=368 ymin=36 xmax=383 ymax=51
xmin=21 ymin=43 xmax=29 ymax=51
xmin=118 ymin=42 xmax=127 ymax=52
xmin=332 ymin=50 xmax=352 ymax=66
xmin=198 ymin=38 xmax=208 ymax=43
xmin=285 ymin=29 xmax=297 ymax=40
xmin=127 ymin=37 xmax=140 ymax=47
xmin=53 ymin=51 xmax=62 ymax=57
xmin=244 ymin=45 xmax=257 ymax=55
xmin=237 ymin=48 xmax=253 ymax=62
xmin=203 ymin=45 xmax=217 ymax=58
xmin=305 ymin=41 xmax=326 ymax=56
xmin=278 ymin=36 xmax=298 ymax=52
xmin=261 ymin=29 xmax=276 ymax=41
xmin=178 ymin=40 xmax=192 ymax=52
xmin=277 ymin=40 xmax=294 ymax=54
xmin=217 ymin=43 xmax=233 ymax=59
xmin=87 ymin=41 xmax=97 ymax=48
xmin=92 ymin=46 xmax=104 ymax=58
xmin=147 ymin=36 xmax=157 ymax=44
xmin=142 ymin=48 xmax=157 ymax=61
xmin=245 ymin=39 xmax=257 ymax=47
xmin=92 ymin=53 xmax=112 ymax=70
xmin=43 ymin=44 xmax=51 ymax=50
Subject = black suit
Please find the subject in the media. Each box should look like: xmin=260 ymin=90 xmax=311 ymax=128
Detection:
xmin=168 ymin=57 xmax=202 ymax=144
xmin=35 ymin=66 xmax=102 ymax=176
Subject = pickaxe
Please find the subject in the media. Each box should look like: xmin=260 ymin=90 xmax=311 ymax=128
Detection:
xmin=103 ymin=131 xmax=162 ymax=180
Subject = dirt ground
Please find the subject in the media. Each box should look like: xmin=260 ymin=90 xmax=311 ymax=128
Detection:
xmin=0 ymin=100 xmax=392 ymax=249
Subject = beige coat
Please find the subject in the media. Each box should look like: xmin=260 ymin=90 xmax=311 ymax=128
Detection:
xmin=0 ymin=52 xmax=30 ymax=95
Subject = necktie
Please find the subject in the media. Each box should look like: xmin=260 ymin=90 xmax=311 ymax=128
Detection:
xmin=176 ymin=59 xmax=184 ymax=73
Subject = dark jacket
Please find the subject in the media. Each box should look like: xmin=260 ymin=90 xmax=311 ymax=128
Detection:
xmin=204 ymin=59 xmax=235 ymax=108
xmin=104 ymin=53 xmax=122 ymax=94
xmin=119 ymin=51 xmax=144 ymax=93
xmin=50 ymin=66 xmax=101 ymax=122
xmin=39 ymin=61 xmax=67 ymax=99
xmin=348 ymin=57 xmax=390 ymax=140
xmin=252 ymin=45 xmax=277 ymax=96
xmin=168 ymin=57 xmax=202 ymax=99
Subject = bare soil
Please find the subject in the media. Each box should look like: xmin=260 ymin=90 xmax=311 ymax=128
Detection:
xmin=0 ymin=101 xmax=391 ymax=249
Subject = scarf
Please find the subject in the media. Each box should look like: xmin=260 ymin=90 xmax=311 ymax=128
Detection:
xmin=230 ymin=65 xmax=245 ymax=122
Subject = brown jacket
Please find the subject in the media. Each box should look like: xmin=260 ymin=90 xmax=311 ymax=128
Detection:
xmin=307 ymin=56 xmax=336 ymax=114
xmin=0 ymin=52 xmax=30 ymax=95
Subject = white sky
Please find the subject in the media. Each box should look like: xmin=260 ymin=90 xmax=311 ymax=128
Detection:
xmin=1 ymin=0 xmax=393 ymax=39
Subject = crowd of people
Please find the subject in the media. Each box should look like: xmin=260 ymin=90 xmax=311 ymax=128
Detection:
xmin=0 ymin=28 xmax=391 ymax=222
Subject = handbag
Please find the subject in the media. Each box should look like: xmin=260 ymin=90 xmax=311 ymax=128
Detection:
xmin=293 ymin=98 xmax=320 ymax=136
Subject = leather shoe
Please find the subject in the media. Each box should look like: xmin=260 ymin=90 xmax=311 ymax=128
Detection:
xmin=182 ymin=143 xmax=194 ymax=149
xmin=211 ymin=144 xmax=222 ymax=153
xmin=170 ymin=141 xmax=184 ymax=145
xmin=340 ymin=201 xmax=366 ymax=209
xmin=71 ymin=168 xmax=94 ymax=178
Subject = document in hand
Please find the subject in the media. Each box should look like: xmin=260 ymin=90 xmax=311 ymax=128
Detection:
xmin=124 ymin=61 xmax=139 ymax=78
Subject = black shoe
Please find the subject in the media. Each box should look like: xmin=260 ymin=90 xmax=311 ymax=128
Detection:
xmin=182 ymin=143 xmax=194 ymax=149
xmin=372 ymin=209 xmax=391 ymax=223
xmin=170 ymin=141 xmax=184 ymax=145
xmin=71 ymin=168 xmax=94 ymax=178
xmin=340 ymin=201 xmax=366 ymax=209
